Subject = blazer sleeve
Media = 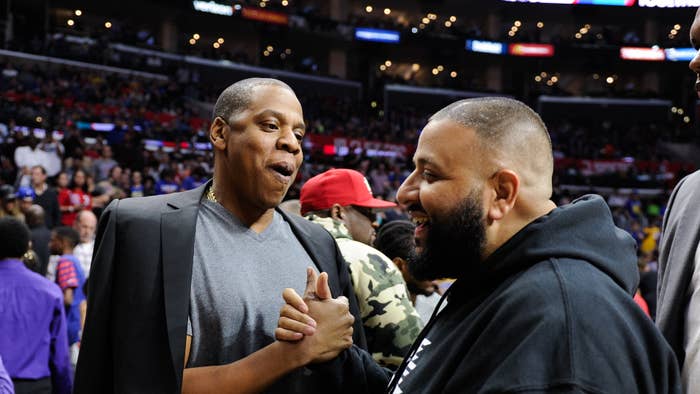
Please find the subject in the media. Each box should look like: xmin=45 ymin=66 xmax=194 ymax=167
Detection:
xmin=74 ymin=199 xmax=120 ymax=393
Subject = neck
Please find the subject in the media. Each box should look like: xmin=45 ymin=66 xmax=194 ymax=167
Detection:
xmin=483 ymin=199 xmax=556 ymax=260
xmin=34 ymin=182 xmax=46 ymax=193
xmin=212 ymin=178 xmax=275 ymax=233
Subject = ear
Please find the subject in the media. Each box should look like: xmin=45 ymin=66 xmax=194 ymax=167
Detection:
xmin=209 ymin=117 xmax=228 ymax=152
xmin=329 ymin=204 xmax=345 ymax=221
xmin=486 ymin=169 xmax=519 ymax=221
xmin=392 ymin=257 xmax=407 ymax=272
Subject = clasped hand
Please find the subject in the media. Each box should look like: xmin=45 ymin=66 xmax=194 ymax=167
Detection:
xmin=275 ymin=268 xmax=354 ymax=364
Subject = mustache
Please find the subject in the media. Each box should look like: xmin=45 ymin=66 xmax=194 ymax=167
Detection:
xmin=406 ymin=203 xmax=425 ymax=212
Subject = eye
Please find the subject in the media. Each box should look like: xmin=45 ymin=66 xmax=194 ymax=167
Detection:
xmin=262 ymin=122 xmax=279 ymax=131
xmin=422 ymin=171 xmax=436 ymax=182
xmin=294 ymin=130 xmax=305 ymax=141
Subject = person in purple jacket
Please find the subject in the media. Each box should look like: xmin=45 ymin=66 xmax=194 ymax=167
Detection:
xmin=0 ymin=356 xmax=13 ymax=394
xmin=0 ymin=217 xmax=72 ymax=394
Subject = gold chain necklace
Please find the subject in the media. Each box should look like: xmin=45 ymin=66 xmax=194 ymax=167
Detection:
xmin=206 ymin=183 xmax=218 ymax=203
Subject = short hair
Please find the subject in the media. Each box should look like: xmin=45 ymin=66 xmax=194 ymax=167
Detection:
xmin=25 ymin=204 xmax=45 ymax=227
xmin=212 ymin=78 xmax=294 ymax=123
xmin=429 ymin=97 xmax=551 ymax=152
xmin=430 ymin=97 xmax=553 ymax=193
xmin=53 ymin=226 xmax=80 ymax=248
xmin=0 ymin=217 xmax=30 ymax=259
xmin=31 ymin=165 xmax=47 ymax=175
xmin=374 ymin=220 xmax=415 ymax=261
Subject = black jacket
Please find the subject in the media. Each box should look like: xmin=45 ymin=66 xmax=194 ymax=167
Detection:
xmin=74 ymin=182 xmax=368 ymax=393
xmin=383 ymin=195 xmax=680 ymax=393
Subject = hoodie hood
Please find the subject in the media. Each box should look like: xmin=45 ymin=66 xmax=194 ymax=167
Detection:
xmin=454 ymin=194 xmax=639 ymax=298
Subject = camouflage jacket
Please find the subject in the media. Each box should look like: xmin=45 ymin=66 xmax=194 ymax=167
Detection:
xmin=307 ymin=215 xmax=423 ymax=369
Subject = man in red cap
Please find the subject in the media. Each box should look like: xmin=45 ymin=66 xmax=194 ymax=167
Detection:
xmin=300 ymin=168 xmax=422 ymax=369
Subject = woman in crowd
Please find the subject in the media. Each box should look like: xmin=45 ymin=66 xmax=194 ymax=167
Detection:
xmin=59 ymin=169 xmax=91 ymax=226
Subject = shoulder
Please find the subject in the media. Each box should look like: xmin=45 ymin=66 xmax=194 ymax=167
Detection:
xmin=109 ymin=188 xmax=201 ymax=221
xmin=283 ymin=211 xmax=337 ymax=243
xmin=338 ymin=239 xmax=395 ymax=269
xmin=22 ymin=270 xmax=64 ymax=302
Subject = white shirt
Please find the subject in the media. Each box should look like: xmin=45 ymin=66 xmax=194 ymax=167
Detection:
xmin=74 ymin=241 xmax=95 ymax=278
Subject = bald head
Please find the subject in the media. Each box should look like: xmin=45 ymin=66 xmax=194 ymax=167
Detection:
xmin=213 ymin=78 xmax=295 ymax=123
xmin=25 ymin=204 xmax=45 ymax=228
xmin=429 ymin=97 xmax=553 ymax=199
xmin=74 ymin=210 xmax=97 ymax=243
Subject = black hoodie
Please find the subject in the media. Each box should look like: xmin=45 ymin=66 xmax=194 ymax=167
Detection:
xmin=380 ymin=195 xmax=681 ymax=393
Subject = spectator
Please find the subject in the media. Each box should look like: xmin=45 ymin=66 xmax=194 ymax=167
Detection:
xmin=0 ymin=217 xmax=72 ymax=394
xmin=300 ymin=168 xmax=422 ymax=369
xmin=155 ymin=168 xmax=180 ymax=194
xmin=75 ymin=78 xmax=367 ymax=393
xmin=17 ymin=185 xmax=35 ymax=215
xmin=49 ymin=226 xmax=86 ymax=370
xmin=58 ymin=169 xmax=91 ymax=226
xmin=181 ymin=166 xmax=208 ymax=191
xmin=129 ymin=171 xmax=145 ymax=197
xmin=385 ymin=97 xmax=680 ymax=392
xmin=0 ymin=185 xmax=23 ymax=221
xmin=72 ymin=210 xmax=97 ymax=277
xmin=25 ymin=204 xmax=51 ymax=276
xmin=30 ymin=165 xmax=60 ymax=228
xmin=92 ymin=145 xmax=117 ymax=182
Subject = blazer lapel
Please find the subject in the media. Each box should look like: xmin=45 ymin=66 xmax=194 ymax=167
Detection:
xmin=160 ymin=184 xmax=207 ymax=390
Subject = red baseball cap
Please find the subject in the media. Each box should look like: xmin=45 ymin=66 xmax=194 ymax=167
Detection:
xmin=300 ymin=169 xmax=396 ymax=215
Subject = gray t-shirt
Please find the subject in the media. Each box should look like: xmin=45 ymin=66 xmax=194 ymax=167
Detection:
xmin=187 ymin=199 xmax=317 ymax=392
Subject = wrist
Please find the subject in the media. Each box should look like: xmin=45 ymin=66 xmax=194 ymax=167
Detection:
xmin=273 ymin=340 xmax=311 ymax=368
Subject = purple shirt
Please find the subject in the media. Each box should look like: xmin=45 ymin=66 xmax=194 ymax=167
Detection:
xmin=0 ymin=259 xmax=72 ymax=394
xmin=0 ymin=356 xmax=13 ymax=394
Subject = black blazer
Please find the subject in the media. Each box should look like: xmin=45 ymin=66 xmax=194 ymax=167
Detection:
xmin=74 ymin=182 xmax=367 ymax=393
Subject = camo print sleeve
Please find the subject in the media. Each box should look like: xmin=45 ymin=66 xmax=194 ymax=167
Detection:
xmin=338 ymin=238 xmax=424 ymax=369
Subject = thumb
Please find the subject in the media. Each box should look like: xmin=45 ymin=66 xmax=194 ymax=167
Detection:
xmin=315 ymin=272 xmax=332 ymax=300
xmin=303 ymin=267 xmax=318 ymax=299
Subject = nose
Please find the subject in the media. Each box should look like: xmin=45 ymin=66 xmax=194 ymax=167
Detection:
xmin=278 ymin=127 xmax=301 ymax=155
xmin=689 ymin=51 xmax=700 ymax=75
xmin=397 ymin=170 xmax=419 ymax=208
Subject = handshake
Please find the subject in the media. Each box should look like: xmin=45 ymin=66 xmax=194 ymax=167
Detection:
xmin=275 ymin=268 xmax=356 ymax=365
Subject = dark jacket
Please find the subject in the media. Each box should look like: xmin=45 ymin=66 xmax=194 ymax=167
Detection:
xmin=657 ymin=170 xmax=700 ymax=367
xmin=34 ymin=186 xmax=60 ymax=229
xmin=74 ymin=182 xmax=368 ymax=393
xmin=384 ymin=195 xmax=680 ymax=393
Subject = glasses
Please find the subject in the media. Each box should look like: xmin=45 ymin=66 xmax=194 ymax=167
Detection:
xmin=351 ymin=206 xmax=376 ymax=222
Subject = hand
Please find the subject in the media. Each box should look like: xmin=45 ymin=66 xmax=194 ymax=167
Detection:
xmin=276 ymin=268 xmax=354 ymax=364
xmin=303 ymin=293 xmax=354 ymax=363
xmin=275 ymin=268 xmax=320 ymax=341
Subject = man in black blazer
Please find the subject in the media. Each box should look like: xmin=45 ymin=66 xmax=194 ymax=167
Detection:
xmin=74 ymin=78 xmax=379 ymax=393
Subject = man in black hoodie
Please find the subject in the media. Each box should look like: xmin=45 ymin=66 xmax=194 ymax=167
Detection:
xmin=380 ymin=97 xmax=680 ymax=393
xmin=278 ymin=97 xmax=681 ymax=393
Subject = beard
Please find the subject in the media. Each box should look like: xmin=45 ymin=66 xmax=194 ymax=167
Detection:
xmin=408 ymin=190 xmax=486 ymax=281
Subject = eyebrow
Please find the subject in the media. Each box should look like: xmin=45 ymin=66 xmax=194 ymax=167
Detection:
xmin=255 ymin=109 xmax=306 ymax=131
xmin=414 ymin=156 xmax=439 ymax=169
